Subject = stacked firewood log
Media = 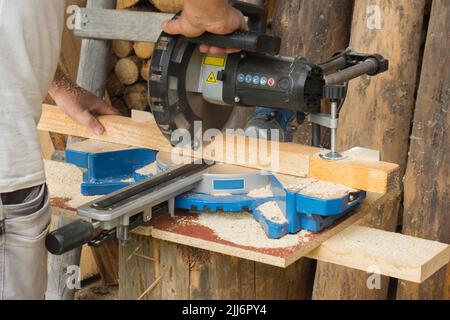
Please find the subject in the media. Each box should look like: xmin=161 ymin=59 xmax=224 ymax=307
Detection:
xmin=109 ymin=0 xmax=183 ymax=115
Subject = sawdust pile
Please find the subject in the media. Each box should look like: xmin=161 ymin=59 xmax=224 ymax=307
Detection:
xmin=136 ymin=162 xmax=158 ymax=175
xmin=197 ymin=212 xmax=309 ymax=249
xmin=301 ymin=181 xmax=356 ymax=199
xmin=278 ymin=176 xmax=318 ymax=191
xmin=257 ymin=201 xmax=287 ymax=224
xmin=247 ymin=185 xmax=274 ymax=198
xmin=277 ymin=176 xmax=355 ymax=199
xmin=45 ymin=160 xmax=99 ymax=208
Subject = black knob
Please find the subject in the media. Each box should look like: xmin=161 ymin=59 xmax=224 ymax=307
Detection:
xmin=46 ymin=220 xmax=95 ymax=255
xmin=323 ymin=85 xmax=347 ymax=100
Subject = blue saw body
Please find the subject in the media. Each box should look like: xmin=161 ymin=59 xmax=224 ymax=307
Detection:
xmin=67 ymin=148 xmax=365 ymax=239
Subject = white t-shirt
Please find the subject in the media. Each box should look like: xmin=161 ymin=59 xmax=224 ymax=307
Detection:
xmin=0 ymin=0 xmax=66 ymax=193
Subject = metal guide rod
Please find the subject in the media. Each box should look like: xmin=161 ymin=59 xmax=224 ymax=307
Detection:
xmin=325 ymin=58 xmax=379 ymax=85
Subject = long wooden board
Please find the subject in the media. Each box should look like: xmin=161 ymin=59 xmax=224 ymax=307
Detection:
xmin=74 ymin=8 xmax=173 ymax=42
xmin=45 ymin=160 xmax=448 ymax=283
xmin=38 ymin=105 xmax=400 ymax=193
xmin=307 ymin=226 xmax=449 ymax=284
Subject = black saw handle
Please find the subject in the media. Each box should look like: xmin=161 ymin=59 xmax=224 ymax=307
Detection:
xmin=46 ymin=220 xmax=95 ymax=255
xmin=184 ymin=1 xmax=281 ymax=55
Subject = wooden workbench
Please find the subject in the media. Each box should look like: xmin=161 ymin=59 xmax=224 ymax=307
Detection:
xmin=45 ymin=159 xmax=449 ymax=300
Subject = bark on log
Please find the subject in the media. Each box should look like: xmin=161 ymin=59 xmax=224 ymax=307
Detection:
xmin=115 ymin=55 xmax=142 ymax=85
xmin=141 ymin=60 xmax=150 ymax=81
xmin=117 ymin=0 xmax=139 ymax=9
xmin=112 ymin=40 xmax=134 ymax=58
xmin=396 ymin=0 xmax=450 ymax=300
xmin=134 ymin=42 xmax=155 ymax=60
xmin=149 ymin=0 xmax=183 ymax=13
xmin=124 ymin=83 xmax=149 ymax=111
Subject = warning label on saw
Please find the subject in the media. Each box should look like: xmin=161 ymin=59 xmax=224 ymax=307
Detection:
xmin=206 ymin=72 xmax=217 ymax=84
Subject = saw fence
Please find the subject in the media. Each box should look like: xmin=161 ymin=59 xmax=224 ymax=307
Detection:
xmin=38 ymin=0 xmax=450 ymax=300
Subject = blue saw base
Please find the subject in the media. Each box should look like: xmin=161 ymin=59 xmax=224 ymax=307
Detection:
xmin=67 ymin=147 xmax=366 ymax=239
xmin=66 ymin=146 xmax=157 ymax=196
xmin=175 ymin=174 xmax=366 ymax=239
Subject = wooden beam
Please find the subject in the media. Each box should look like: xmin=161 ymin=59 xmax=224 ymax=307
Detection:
xmin=38 ymin=104 xmax=400 ymax=193
xmin=38 ymin=131 xmax=55 ymax=160
xmin=74 ymin=8 xmax=173 ymax=42
xmin=307 ymin=226 xmax=450 ymax=284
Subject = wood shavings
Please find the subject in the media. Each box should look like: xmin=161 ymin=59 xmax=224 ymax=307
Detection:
xmin=247 ymin=185 xmax=274 ymax=198
xmin=44 ymin=160 xmax=99 ymax=208
xmin=277 ymin=176 xmax=318 ymax=191
xmin=257 ymin=201 xmax=287 ymax=224
xmin=196 ymin=212 xmax=309 ymax=249
xmin=301 ymin=181 xmax=356 ymax=199
xmin=136 ymin=162 xmax=158 ymax=175
xmin=276 ymin=175 xmax=355 ymax=200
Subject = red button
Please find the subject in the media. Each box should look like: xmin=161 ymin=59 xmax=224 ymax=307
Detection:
xmin=268 ymin=78 xmax=276 ymax=87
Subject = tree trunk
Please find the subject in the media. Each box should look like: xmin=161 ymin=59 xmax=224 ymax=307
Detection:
xmin=397 ymin=0 xmax=450 ymax=300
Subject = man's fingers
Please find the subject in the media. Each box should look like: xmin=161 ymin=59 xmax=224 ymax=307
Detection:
xmin=90 ymin=98 xmax=120 ymax=116
xmin=199 ymin=44 xmax=210 ymax=53
xmin=225 ymin=48 xmax=241 ymax=54
xmin=69 ymin=108 xmax=105 ymax=136
xmin=162 ymin=19 xmax=183 ymax=35
xmin=162 ymin=19 xmax=204 ymax=38
xmin=208 ymin=46 xmax=228 ymax=55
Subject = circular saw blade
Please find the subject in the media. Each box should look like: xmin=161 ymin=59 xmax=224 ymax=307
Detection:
xmin=149 ymin=33 xmax=234 ymax=147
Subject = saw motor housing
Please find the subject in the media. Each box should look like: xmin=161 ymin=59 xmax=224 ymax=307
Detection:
xmin=149 ymin=1 xmax=388 ymax=148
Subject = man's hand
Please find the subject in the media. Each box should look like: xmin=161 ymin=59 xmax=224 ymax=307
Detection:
xmin=162 ymin=0 xmax=247 ymax=54
xmin=49 ymin=68 xmax=119 ymax=136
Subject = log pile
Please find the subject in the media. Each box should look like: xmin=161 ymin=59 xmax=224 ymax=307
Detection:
xmin=109 ymin=0 xmax=183 ymax=115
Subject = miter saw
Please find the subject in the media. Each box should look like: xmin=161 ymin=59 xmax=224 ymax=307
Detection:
xmin=45 ymin=1 xmax=388 ymax=255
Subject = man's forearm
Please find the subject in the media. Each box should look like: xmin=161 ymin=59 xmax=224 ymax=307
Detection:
xmin=48 ymin=66 xmax=87 ymax=101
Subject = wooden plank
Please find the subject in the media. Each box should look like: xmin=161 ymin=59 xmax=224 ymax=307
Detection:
xmin=38 ymin=131 xmax=55 ymax=160
xmin=39 ymin=104 xmax=172 ymax=153
xmin=313 ymin=0 xmax=427 ymax=300
xmin=397 ymin=0 xmax=450 ymax=300
xmin=307 ymin=226 xmax=450 ymax=284
xmin=38 ymin=104 xmax=400 ymax=193
xmin=74 ymin=8 xmax=173 ymax=42
xmin=142 ymin=192 xmax=394 ymax=268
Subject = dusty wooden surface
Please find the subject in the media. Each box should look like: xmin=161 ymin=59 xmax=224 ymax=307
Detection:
xmin=397 ymin=0 xmax=450 ymax=300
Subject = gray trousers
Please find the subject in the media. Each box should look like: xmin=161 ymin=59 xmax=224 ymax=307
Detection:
xmin=0 ymin=184 xmax=50 ymax=300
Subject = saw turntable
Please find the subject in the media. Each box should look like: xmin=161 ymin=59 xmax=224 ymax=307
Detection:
xmin=45 ymin=1 xmax=388 ymax=255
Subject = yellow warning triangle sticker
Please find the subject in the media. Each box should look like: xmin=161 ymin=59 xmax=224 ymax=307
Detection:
xmin=206 ymin=72 xmax=217 ymax=84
